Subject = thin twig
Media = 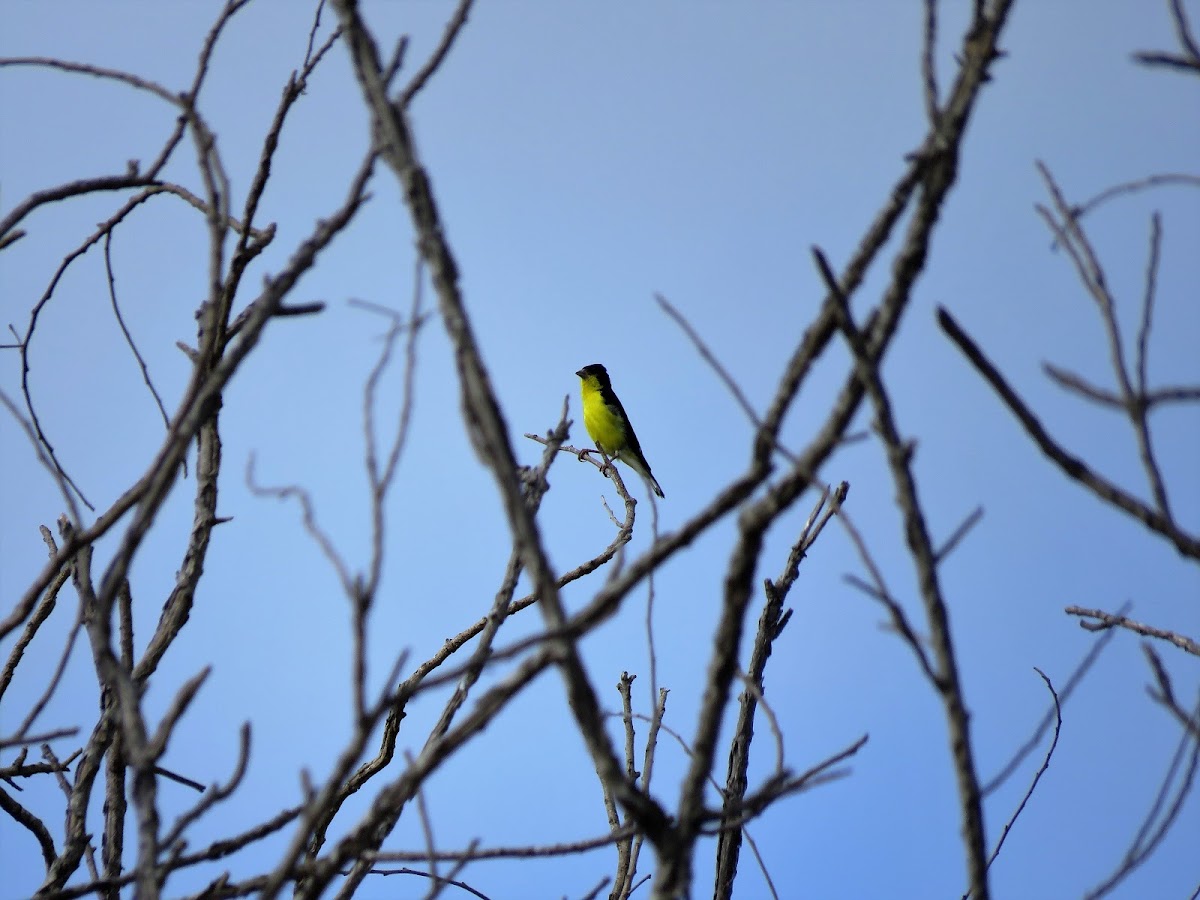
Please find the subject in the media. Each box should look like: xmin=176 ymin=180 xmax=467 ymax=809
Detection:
xmin=1066 ymin=606 xmax=1199 ymax=658
xmin=921 ymin=0 xmax=941 ymax=125
xmin=103 ymin=232 xmax=171 ymax=432
xmin=983 ymin=604 xmax=1127 ymax=795
xmin=964 ymin=669 xmax=1061 ymax=899
xmin=400 ymin=0 xmax=475 ymax=105
xmin=1066 ymin=173 xmax=1200 ymax=223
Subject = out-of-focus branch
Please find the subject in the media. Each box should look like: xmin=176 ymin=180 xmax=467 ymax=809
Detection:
xmin=364 ymin=825 xmax=640 ymax=863
xmin=1142 ymin=645 xmax=1200 ymax=739
xmin=921 ymin=0 xmax=942 ymax=126
xmin=654 ymin=293 xmax=769 ymax=441
xmin=1081 ymin=691 xmax=1200 ymax=900
xmin=1035 ymin=164 xmax=1175 ymax=523
xmin=0 ymin=785 xmax=57 ymax=868
xmin=1067 ymin=172 xmax=1200 ymax=224
xmin=1133 ymin=0 xmax=1200 ymax=73
xmin=667 ymin=1 xmax=1018 ymax=884
xmin=934 ymin=506 xmax=984 ymax=563
xmin=400 ymin=0 xmax=474 ymax=105
xmin=838 ymin=505 xmax=937 ymax=683
xmin=1042 ymin=364 xmax=1200 ymax=411
xmin=816 ymin=245 xmax=990 ymax=900
xmin=0 ymin=174 xmax=162 ymax=244
xmin=937 ymin=307 xmax=1200 ymax=560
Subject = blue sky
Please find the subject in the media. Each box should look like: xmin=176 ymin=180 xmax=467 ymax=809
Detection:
xmin=2 ymin=2 xmax=1198 ymax=898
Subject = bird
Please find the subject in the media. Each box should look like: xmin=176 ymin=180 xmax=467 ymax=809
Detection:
xmin=576 ymin=363 xmax=664 ymax=498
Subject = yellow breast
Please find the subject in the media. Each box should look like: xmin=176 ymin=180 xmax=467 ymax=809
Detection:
xmin=581 ymin=381 xmax=627 ymax=454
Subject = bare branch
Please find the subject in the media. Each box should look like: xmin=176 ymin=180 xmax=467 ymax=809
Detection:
xmin=937 ymin=307 xmax=1200 ymax=560
xmin=366 ymin=826 xmax=639 ymax=864
xmin=965 ymin=669 xmax=1062 ymax=899
xmin=715 ymin=484 xmax=845 ymax=894
xmin=400 ymin=0 xmax=475 ymax=105
xmin=0 ymin=727 xmax=79 ymax=750
xmin=1082 ymin=696 xmax=1200 ymax=899
xmin=103 ymin=231 xmax=171 ymax=433
xmin=1066 ymin=606 xmax=1200 ymax=657
xmin=1067 ymin=172 xmax=1200 ymax=223
xmin=815 ymin=244 xmax=989 ymax=899
xmin=922 ymin=0 xmax=942 ymax=125
xmin=328 ymin=16 xmax=666 ymax=898
xmin=1142 ymin=645 xmax=1200 ymax=739
xmin=0 ymin=785 xmax=57 ymax=868
xmin=934 ymin=505 xmax=984 ymax=563
xmin=655 ymin=293 xmax=766 ymax=435
xmin=983 ymin=606 xmax=1126 ymax=794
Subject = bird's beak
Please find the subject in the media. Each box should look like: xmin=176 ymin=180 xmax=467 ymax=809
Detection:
xmin=575 ymin=369 xmax=585 ymax=378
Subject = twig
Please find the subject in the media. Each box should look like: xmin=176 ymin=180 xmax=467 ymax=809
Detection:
xmin=937 ymin=307 xmax=1200 ymax=560
xmin=654 ymin=295 xmax=765 ymax=432
xmin=964 ymin=669 xmax=1061 ymax=899
xmin=934 ymin=506 xmax=984 ymax=563
xmin=0 ymin=727 xmax=80 ymax=750
xmin=983 ymin=605 xmax=1126 ymax=794
xmin=103 ymin=232 xmax=171 ymax=432
xmin=1045 ymin=365 xmax=1200 ymax=411
xmin=1143 ymin=645 xmax=1200 ymax=739
xmin=815 ymin=243 xmax=990 ymax=899
xmin=0 ymin=785 xmax=57 ymax=867
xmin=1066 ymin=173 xmax=1200 ymax=223
xmin=330 ymin=11 xmax=667 ymax=894
xmin=1081 ymin=698 xmax=1200 ymax=899
xmin=714 ymin=484 xmax=843 ymax=894
xmin=401 ymin=0 xmax=475 ymax=105
xmin=838 ymin=508 xmax=936 ymax=682
xmin=1066 ymin=606 xmax=1199 ymax=657
xmin=365 ymin=826 xmax=639 ymax=863
xmin=1133 ymin=3 xmax=1200 ymax=75
xmin=921 ymin=0 xmax=941 ymax=126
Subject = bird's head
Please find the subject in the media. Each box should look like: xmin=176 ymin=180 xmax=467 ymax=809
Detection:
xmin=576 ymin=363 xmax=609 ymax=386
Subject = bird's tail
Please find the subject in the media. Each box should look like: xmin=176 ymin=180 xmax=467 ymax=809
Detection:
xmin=618 ymin=449 xmax=665 ymax=499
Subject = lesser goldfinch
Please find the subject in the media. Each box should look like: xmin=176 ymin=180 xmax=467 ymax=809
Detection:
xmin=576 ymin=363 xmax=665 ymax=498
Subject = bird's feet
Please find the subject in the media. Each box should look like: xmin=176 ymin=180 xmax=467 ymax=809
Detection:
xmin=576 ymin=448 xmax=613 ymax=477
